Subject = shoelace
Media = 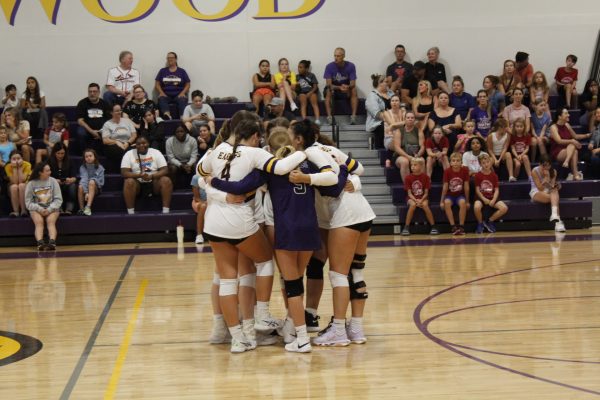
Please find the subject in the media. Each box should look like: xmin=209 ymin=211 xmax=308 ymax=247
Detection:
xmin=317 ymin=317 xmax=334 ymax=336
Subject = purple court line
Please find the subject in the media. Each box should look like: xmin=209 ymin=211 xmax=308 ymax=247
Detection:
xmin=413 ymin=258 xmax=600 ymax=396
xmin=0 ymin=233 xmax=599 ymax=261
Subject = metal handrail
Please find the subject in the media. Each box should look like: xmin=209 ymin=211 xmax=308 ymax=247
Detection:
xmin=589 ymin=29 xmax=600 ymax=82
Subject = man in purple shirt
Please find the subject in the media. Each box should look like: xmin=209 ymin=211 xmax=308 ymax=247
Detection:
xmin=323 ymin=48 xmax=358 ymax=124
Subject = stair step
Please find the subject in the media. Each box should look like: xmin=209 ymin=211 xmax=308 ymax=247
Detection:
xmin=371 ymin=204 xmax=398 ymax=216
xmin=361 ymin=166 xmax=384 ymax=176
xmin=364 ymin=194 xmax=394 ymax=204
xmin=359 ymin=184 xmax=391 ymax=196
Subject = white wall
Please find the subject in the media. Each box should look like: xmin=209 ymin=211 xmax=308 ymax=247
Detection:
xmin=1 ymin=0 xmax=599 ymax=106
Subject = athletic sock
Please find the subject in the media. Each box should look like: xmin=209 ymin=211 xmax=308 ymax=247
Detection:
xmin=228 ymin=325 xmax=244 ymax=342
xmin=162 ymin=207 xmax=170 ymax=214
xmin=295 ymin=324 xmax=309 ymax=344
xmin=213 ymin=314 xmax=224 ymax=323
xmin=256 ymin=301 xmax=269 ymax=318
xmin=333 ymin=318 xmax=345 ymax=334
xmin=127 ymin=208 xmax=135 ymax=215
xmin=349 ymin=317 xmax=363 ymax=332
xmin=305 ymin=307 xmax=318 ymax=317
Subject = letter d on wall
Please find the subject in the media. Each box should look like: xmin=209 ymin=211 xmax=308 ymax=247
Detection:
xmin=173 ymin=0 xmax=248 ymax=22
xmin=80 ymin=0 xmax=159 ymax=23
xmin=1 ymin=0 xmax=62 ymax=25
xmin=254 ymin=0 xmax=325 ymax=19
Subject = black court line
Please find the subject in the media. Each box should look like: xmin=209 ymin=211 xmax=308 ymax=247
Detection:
xmin=59 ymin=250 xmax=137 ymax=400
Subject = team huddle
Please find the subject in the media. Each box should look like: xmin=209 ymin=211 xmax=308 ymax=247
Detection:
xmin=196 ymin=110 xmax=375 ymax=353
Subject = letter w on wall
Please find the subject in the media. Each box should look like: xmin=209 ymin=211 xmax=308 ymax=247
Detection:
xmin=0 ymin=0 xmax=61 ymax=25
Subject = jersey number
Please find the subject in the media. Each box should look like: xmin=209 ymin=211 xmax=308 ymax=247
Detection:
xmin=293 ymin=183 xmax=307 ymax=195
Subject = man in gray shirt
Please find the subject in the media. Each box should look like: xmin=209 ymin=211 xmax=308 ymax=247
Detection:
xmin=166 ymin=125 xmax=198 ymax=182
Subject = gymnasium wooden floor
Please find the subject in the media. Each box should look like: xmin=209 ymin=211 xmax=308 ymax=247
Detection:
xmin=1 ymin=228 xmax=599 ymax=399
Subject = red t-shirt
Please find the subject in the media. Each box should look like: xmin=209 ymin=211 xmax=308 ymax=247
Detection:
xmin=443 ymin=166 xmax=469 ymax=197
xmin=517 ymin=64 xmax=533 ymax=85
xmin=554 ymin=67 xmax=578 ymax=84
xmin=404 ymin=173 xmax=431 ymax=200
xmin=474 ymin=170 xmax=499 ymax=200
xmin=425 ymin=136 xmax=449 ymax=153
xmin=510 ymin=134 xmax=531 ymax=154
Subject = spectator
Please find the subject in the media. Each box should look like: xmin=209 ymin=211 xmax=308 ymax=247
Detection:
xmin=0 ymin=126 xmax=16 ymax=173
xmin=468 ymin=90 xmax=497 ymax=138
xmin=515 ymin=51 xmax=534 ymax=90
xmin=101 ymin=104 xmax=137 ymax=170
xmin=366 ymin=74 xmax=393 ymax=149
xmin=2 ymin=84 xmax=19 ymax=110
xmin=139 ymin=110 xmax=166 ymax=153
xmin=425 ymin=125 xmax=449 ymax=177
xmin=2 ymin=107 xmax=32 ymax=162
xmin=473 ymin=152 xmax=508 ymax=234
xmin=554 ymin=54 xmax=578 ymax=109
xmin=509 ymin=118 xmax=532 ymax=178
xmin=502 ymin=88 xmax=531 ymax=134
xmin=251 ymin=59 xmax=276 ymax=113
xmin=401 ymin=157 xmax=436 ymax=235
xmin=401 ymin=61 xmax=426 ymax=106
xmin=487 ymin=119 xmax=516 ymax=181
xmin=386 ymin=44 xmax=413 ymax=95
xmin=440 ymin=152 xmax=470 ymax=235
xmin=424 ymin=46 xmax=449 ymax=93
xmin=530 ymin=99 xmax=552 ymax=159
xmin=155 ymin=51 xmax=190 ymax=120
xmin=323 ymin=47 xmax=358 ymax=125
xmin=197 ymin=124 xmax=216 ymax=159
xmin=393 ymin=111 xmax=424 ymax=182
xmin=530 ymin=71 xmax=550 ymax=105
xmin=449 ymin=76 xmax=475 ymax=120
xmin=263 ymin=97 xmax=296 ymax=123
xmin=274 ymin=58 xmax=298 ymax=112
xmin=121 ymin=135 xmax=172 ymax=215
xmin=499 ymin=60 xmax=523 ymax=105
xmin=462 ymin=136 xmax=486 ymax=176
xmin=296 ymin=60 xmax=320 ymax=123
xmin=412 ymin=80 xmax=435 ymax=130
xmin=104 ymin=50 xmax=140 ymax=106
xmin=123 ymin=85 xmax=157 ymax=129
xmin=78 ymin=148 xmax=104 ymax=216
xmin=48 ymin=142 xmax=77 ymax=215
xmin=550 ymin=108 xmax=590 ymax=180
xmin=25 ymin=162 xmax=62 ymax=250
xmin=428 ymin=91 xmax=461 ymax=147
xmin=588 ymin=108 xmax=600 ymax=178
xmin=35 ymin=112 xmax=70 ymax=164
xmin=191 ymin=174 xmax=207 ymax=245
xmin=530 ymin=155 xmax=565 ymax=232
xmin=166 ymin=125 xmax=198 ymax=182
xmin=76 ymin=83 xmax=111 ymax=153
xmin=579 ymin=79 xmax=599 ymax=128
xmin=5 ymin=150 xmax=30 ymax=217
xmin=20 ymin=76 xmax=47 ymax=140
xmin=182 ymin=90 xmax=216 ymax=135
xmin=455 ymin=120 xmax=478 ymax=155
xmin=483 ymin=75 xmax=505 ymax=113
xmin=383 ymin=95 xmax=406 ymax=152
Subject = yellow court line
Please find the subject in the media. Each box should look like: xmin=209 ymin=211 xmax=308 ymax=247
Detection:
xmin=104 ymin=279 xmax=149 ymax=400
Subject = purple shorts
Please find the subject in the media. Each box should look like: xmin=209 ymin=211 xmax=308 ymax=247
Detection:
xmin=444 ymin=195 xmax=466 ymax=207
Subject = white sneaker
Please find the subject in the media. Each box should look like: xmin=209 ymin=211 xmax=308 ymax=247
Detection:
xmin=555 ymin=220 xmax=566 ymax=233
xmin=230 ymin=335 xmax=255 ymax=353
xmin=242 ymin=320 xmax=258 ymax=350
xmin=312 ymin=323 xmax=351 ymax=347
xmin=549 ymin=212 xmax=560 ymax=222
xmin=566 ymin=173 xmax=574 ymax=181
xmin=285 ymin=339 xmax=312 ymax=353
xmin=256 ymin=332 xmax=279 ymax=346
xmin=195 ymin=234 xmax=204 ymax=244
xmin=209 ymin=319 xmax=231 ymax=344
xmin=83 ymin=206 xmax=92 ymax=216
xmin=277 ymin=318 xmax=296 ymax=344
xmin=346 ymin=325 xmax=367 ymax=344
xmin=508 ymin=176 xmax=517 ymax=182
xmin=255 ymin=313 xmax=283 ymax=332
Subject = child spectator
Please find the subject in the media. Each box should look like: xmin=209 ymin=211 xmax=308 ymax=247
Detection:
xmin=440 ymin=152 xmax=470 ymax=235
xmin=510 ymin=118 xmax=532 ymax=178
xmin=455 ymin=120 xmax=478 ymax=154
xmin=5 ymin=150 xmax=31 ymax=217
xmin=191 ymin=174 xmax=207 ymax=245
xmin=251 ymin=60 xmax=276 ymax=113
xmin=462 ymin=136 xmax=486 ymax=176
xmin=402 ymin=157 xmax=437 ymax=235
xmin=588 ymin=108 xmax=600 ymax=178
xmin=468 ymin=90 xmax=497 ymax=137
xmin=166 ymin=125 xmax=198 ymax=182
xmin=530 ymin=71 xmax=550 ymax=105
xmin=35 ymin=113 xmax=70 ymax=164
xmin=530 ymin=99 xmax=551 ymax=159
xmin=296 ymin=60 xmax=320 ymax=123
xmin=579 ymin=79 xmax=599 ymax=128
xmin=3 ymin=107 xmax=32 ymax=162
xmin=20 ymin=76 xmax=46 ymax=140
xmin=139 ymin=110 xmax=166 ymax=153
xmin=25 ymin=162 xmax=62 ymax=250
xmin=48 ymin=143 xmax=77 ymax=215
xmin=197 ymin=124 xmax=216 ymax=159
xmin=530 ymin=155 xmax=565 ymax=232
xmin=78 ymin=149 xmax=104 ymax=216
xmin=487 ymin=119 xmax=516 ymax=181
xmin=473 ymin=152 xmax=508 ymax=233
xmin=0 ymin=126 xmax=16 ymax=172
xmin=554 ymin=54 xmax=578 ymax=109
xmin=2 ymin=84 xmax=19 ymax=110
xmin=425 ymin=125 xmax=449 ymax=177
xmin=182 ymin=90 xmax=216 ymax=135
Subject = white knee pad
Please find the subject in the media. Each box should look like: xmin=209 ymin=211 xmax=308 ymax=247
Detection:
xmin=219 ymin=278 xmax=238 ymax=296
xmin=256 ymin=260 xmax=274 ymax=277
xmin=238 ymin=273 xmax=256 ymax=288
xmin=329 ymin=271 xmax=349 ymax=288
xmin=212 ymin=273 xmax=220 ymax=286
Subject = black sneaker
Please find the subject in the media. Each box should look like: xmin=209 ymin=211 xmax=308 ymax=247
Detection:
xmin=36 ymin=240 xmax=45 ymax=251
xmin=46 ymin=239 xmax=56 ymax=251
xmin=305 ymin=311 xmax=320 ymax=332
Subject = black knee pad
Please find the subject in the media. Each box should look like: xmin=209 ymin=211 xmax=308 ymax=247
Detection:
xmin=351 ymin=253 xmax=366 ymax=270
xmin=284 ymin=278 xmax=304 ymax=298
xmin=348 ymin=273 xmax=368 ymax=300
xmin=306 ymin=257 xmax=325 ymax=280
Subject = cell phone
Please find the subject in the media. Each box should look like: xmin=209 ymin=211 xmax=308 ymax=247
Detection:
xmin=201 ymin=113 xmax=207 ymax=117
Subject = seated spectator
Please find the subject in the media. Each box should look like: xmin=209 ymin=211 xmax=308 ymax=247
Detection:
xmin=509 ymin=118 xmax=532 ymax=178
xmin=530 ymin=155 xmax=565 ymax=232
xmin=323 ymin=47 xmax=358 ymax=125
xmin=440 ymin=152 xmax=470 ymax=235
xmin=401 ymin=61 xmax=426 ymax=106
xmin=462 ymin=136 xmax=486 ymax=176
xmin=588 ymin=107 xmax=600 ymax=178
xmin=549 ymin=108 xmax=591 ymax=180
xmin=487 ymin=119 xmax=516 ymax=181
xmin=515 ymin=51 xmax=534 ymax=92
xmin=121 ymin=135 xmax=172 ymax=215
xmin=25 ymin=162 xmax=62 ymax=250
xmin=473 ymin=152 xmax=508 ymax=234
xmin=182 ymin=90 xmax=216 ymax=135
xmin=191 ymin=174 xmax=207 ymax=245
xmin=502 ymin=88 xmax=531 ymax=134
xmin=123 ymin=85 xmax=157 ymax=129
xmin=554 ymin=54 xmax=578 ymax=109
xmin=530 ymin=71 xmax=550 ymax=105
xmin=166 ymin=125 xmax=198 ymax=182
xmin=455 ymin=120 xmax=478 ymax=155
xmin=449 ymin=76 xmax=475 ymax=120
xmin=425 ymin=125 xmax=449 ymax=177
xmin=155 ymin=52 xmax=190 ymax=120
xmin=412 ymin=80 xmax=435 ymax=130
xmin=5 ymin=150 xmax=30 ymax=217
xmin=101 ymin=104 xmax=137 ymax=171
xmin=468 ymin=90 xmax=498 ymax=138
xmin=274 ymin=58 xmax=298 ymax=112
xmin=424 ymin=46 xmax=449 ymax=94
xmin=104 ymin=50 xmax=140 ymax=106
xmin=2 ymin=107 xmax=32 ymax=162
xmin=530 ymin=99 xmax=552 ymax=159
xmin=483 ymin=75 xmax=505 ymax=113
xmin=383 ymin=95 xmax=406 ymax=153
xmin=139 ymin=110 xmax=166 ymax=153
xmin=428 ymin=91 xmax=461 ymax=147
xmin=20 ymin=76 xmax=47 ymax=140
xmin=48 ymin=143 xmax=77 ymax=215
xmin=499 ymin=60 xmax=523 ymax=105
xmin=35 ymin=113 xmax=70 ymax=164
xmin=366 ymin=74 xmax=393 ymax=149
xmin=2 ymin=84 xmax=19 ymax=110
xmin=402 ymin=157 xmax=437 ymax=235
xmin=296 ymin=60 xmax=320 ymax=123
xmin=393 ymin=111 xmax=425 ymax=182
xmin=78 ymin=149 xmax=104 ymax=216
xmin=197 ymin=124 xmax=216 ymax=159
xmin=0 ymin=126 xmax=16 ymax=174
xmin=386 ymin=44 xmax=413 ymax=95
xmin=579 ymin=79 xmax=598 ymax=128
xmin=76 ymin=83 xmax=111 ymax=153
xmin=263 ymin=97 xmax=296 ymax=123
xmin=251 ymin=59 xmax=276 ymax=113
